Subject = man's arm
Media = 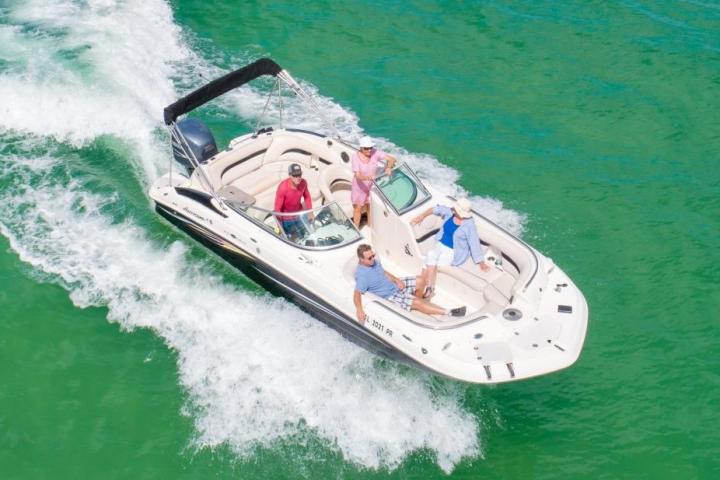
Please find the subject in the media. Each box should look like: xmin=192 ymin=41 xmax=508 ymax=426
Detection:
xmin=302 ymin=180 xmax=312 ymax=210
xmin=353 ymin=289 xmax=366 ymax=323
xmin=465 ymin=223 xmax=490 ymax=271
xmin=274 ymin=181 xmax=285 ymax=212
xmin=411 ymin=206 xmax=434 ymax=225
xmin=384 ymin=270 xmax=405 ymax=290
xmin=466 ymin=223 xmax=485 ymax=264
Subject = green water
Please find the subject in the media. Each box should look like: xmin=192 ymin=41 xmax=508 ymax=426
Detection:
xmin=1 ymin=1 xmax=719 ymax=478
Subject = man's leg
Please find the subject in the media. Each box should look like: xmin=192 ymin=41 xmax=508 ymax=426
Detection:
xmin=282 ymin=220 xmax=297 ymax=239
xmin=400 ymin=276 xmax=425 ymax=299
xmin=425 ymin=265 xmax=438 ymax=295
xmin=424 ymin=243 xmax=453 ymax=296
xmin=352 ymin=204 xmax=362 ymax=228
xmin=410 ymin=297 xmax=446 ymax=316
xmin=413 ymin=275 xmax=426 ymax=298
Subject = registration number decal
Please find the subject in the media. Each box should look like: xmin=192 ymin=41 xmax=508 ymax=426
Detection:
xmin=370 ymin=318 xmax=393 ymax=338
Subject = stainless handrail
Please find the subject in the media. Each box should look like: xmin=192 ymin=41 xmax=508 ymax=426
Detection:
xmin=277 ymin=70 xmax=341 ymax=139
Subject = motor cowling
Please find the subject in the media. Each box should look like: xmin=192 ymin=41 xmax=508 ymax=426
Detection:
xmin=172 ymin=117 xmax=218 ymax=175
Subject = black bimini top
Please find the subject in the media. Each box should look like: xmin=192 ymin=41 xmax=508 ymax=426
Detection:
xmin=163 ymin=57 xmax=282 ymax=125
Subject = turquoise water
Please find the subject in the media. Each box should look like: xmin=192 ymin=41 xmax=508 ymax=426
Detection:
xmin=1 ymin=1 xmax=719 ymax=478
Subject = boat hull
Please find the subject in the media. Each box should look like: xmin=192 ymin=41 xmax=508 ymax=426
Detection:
xmin=155 ymin=202 xmax=432 ymax=372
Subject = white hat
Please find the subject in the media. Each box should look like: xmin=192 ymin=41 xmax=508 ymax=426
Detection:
xmin=359 ymin=136 xmax=375 ymax=149
xmin=453 ymin=198 xmax=472 ymax=219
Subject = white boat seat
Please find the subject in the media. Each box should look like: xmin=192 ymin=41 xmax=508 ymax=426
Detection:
xmin=229 ymin=161 xmax=322 ymax=211
xmin=218 ymin=185 xmax=256 ymax=206
xmin=319 ymin=164 xmax=352 ymax=200
xmin=365 ymin=292 xmax=491 ymax=329
xmin=443 ymin=259 xmax=515 ymax=299
xmin=341 ymin=255 xmax=490 ymax=329
xmin=229 ymin=167 xmax=282 ymax=197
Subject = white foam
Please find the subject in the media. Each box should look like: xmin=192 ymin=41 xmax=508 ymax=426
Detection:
xmin=0 ymin=0 xmax=192 ymax=181
xmin=0 ymin=0 xmax=524 ymax=232
xmin=0 ymin=156 xmax=480 ymax=472
xmin=0 ymin=0 xmax=534 ymax=471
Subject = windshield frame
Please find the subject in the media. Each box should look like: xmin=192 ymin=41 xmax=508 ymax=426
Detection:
xmin=224 ymin=200 xmax=363 ymax=251
xmin=372 ymin=162 xmax=432 ymax=215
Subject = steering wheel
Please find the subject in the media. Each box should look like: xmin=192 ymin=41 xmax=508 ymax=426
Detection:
xmin=313 ymin=209 xmax=334 ymax=228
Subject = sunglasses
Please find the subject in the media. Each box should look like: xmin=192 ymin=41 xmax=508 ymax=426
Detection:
xmin=291 ymin=173 xmax=302 ymax=178
xmin=364 ymin=254 xmax=376 ymax=261
xmin=360 ymin=146 xmax=373 ymax=151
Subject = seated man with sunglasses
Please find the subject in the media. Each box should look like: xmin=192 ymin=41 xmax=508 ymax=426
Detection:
xmin=274 ymin=163 xmax=313 ymax=239
xmin=353 ymin=243 xmax=466 ymax=324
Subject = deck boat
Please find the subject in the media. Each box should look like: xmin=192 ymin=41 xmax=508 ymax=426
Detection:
xmin=150 ymin=58 xmax=588 ymax=383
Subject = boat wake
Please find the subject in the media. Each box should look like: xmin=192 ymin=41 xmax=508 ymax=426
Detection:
xmin=0 ymin=0 xmax=524 ymax=472
xmin=0 ymin=153 xmax=480 ymax=471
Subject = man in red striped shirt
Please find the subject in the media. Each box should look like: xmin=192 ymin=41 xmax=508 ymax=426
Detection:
xmin=274 ymin=163 xmax=313 ymax=239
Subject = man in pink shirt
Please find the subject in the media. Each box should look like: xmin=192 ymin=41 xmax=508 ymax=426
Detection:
xmin=274 ymin=163 xmax=313 ymax=239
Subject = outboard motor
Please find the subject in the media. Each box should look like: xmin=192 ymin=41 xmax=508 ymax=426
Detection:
xmin=172 ymin=117 xmax=218 ymax=175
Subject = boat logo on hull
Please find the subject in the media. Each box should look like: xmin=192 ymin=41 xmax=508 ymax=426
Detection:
xmin=183 ymin=206 xmax=213 ymax=225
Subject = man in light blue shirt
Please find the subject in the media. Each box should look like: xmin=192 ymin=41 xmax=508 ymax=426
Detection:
xmin=353 ymin=244 xmax=467 ymax=324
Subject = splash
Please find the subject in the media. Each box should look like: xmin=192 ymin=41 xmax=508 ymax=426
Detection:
xmin=0 ymin=0 xmax=191 ymax=181
xmin=0 ymin=0 xmax=531 ymax=472
xmin=0 ymin=155 xmax=480 ymax=472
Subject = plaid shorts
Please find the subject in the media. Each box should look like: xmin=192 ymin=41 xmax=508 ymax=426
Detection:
xmin=387 ymin=276 xmax=417 ymax=311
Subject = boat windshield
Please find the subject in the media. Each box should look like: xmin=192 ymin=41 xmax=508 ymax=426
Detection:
xmin=225 ymin=200 xmax=361 ymax=249
xmin=374 ymin=162 xmax=431 ymax=214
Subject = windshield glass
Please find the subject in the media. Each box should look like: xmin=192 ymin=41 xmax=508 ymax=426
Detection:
xmin=374 ymin=162 xmax=431 ymax=214
xmin=225 ymin=200 xmax=361 ymax=249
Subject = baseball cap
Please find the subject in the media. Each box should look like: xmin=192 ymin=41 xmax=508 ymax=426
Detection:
xmin=288 ymin=163 xmax=303 ymax=177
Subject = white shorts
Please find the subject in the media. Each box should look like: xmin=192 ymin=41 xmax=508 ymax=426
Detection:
xmin=425 ymin=243 xmax=454 ymax=267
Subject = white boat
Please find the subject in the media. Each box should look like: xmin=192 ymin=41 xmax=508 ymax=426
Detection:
xmin=150 ymin=58 xmax=589 ymax=383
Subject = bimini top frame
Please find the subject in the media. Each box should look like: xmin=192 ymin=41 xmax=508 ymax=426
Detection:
xmin=163 ymin=57 xmax=339 ymax=137
xmin=164 ymin=58 xmax=281 ymax=125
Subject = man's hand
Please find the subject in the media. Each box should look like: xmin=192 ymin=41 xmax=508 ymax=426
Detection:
xmin=353 ymin=290 xmax=365 ymax=324
xmin=394 ymin=278 xmax=405 ymax=290
xmin=479 ymin=261 xmax=491 ymax=272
